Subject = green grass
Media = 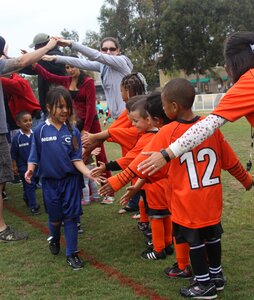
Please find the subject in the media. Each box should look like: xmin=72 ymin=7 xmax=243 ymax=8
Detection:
xmin=1 ymin=118 xmax=254 ymax=299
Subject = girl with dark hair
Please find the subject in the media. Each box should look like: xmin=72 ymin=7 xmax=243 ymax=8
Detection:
xmin=138 ymin=31 xmax=254 ymax=176
xmin=25 ymin=86 xmax=100 ymax=270
xmin=32 ymin=57 xmax=111 ymax=185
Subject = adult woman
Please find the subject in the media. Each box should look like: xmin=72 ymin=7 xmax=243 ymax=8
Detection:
xmin=44 ymin=37 xmax=133 ymax=119
xmin=138 ymin=31 xmax=254 ymax=175
xmin=32 ymin=60 xmax=111 ymax=180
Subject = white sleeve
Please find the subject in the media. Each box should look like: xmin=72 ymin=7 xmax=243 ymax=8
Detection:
xmin=55 ymin=56 xmax=101 ymax=72
xmin=169 ymin=114 xmax=227 ymax=157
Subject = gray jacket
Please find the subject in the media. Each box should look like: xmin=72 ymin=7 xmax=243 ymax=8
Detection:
xmin=56 ymin=42 xmax=133 ymax=119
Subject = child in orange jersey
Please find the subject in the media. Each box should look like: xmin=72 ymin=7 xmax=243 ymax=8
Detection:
xmin=97 ymin=92 xmax=174 ymax=260
xmin=104 ymin=78 xmax=253 ymax=299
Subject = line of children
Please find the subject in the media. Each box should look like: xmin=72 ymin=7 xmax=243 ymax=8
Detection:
xmin=95 ymin=92 xmax=174 ymax=260
xmin=25 ymin=86 xmax=101 ymax=270
xmin=10 ymin=111 xmax=40 ymax=215
xmin=83 ymin=72 xmax=147 ymax=208
xmin=99 ymin=78 xmax=253 ymax=299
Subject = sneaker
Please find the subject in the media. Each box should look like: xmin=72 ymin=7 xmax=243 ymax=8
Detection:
xmin=47 ymin=236 xmax=60 ymax=255
xmin=31 ymin=205 xmax=40 ymax=215
xmin=180 ymin=281 xmax=217 ymax=299
xmin=100 ymin=196 xmax=115 ymax=205
xmin=165 ymin=244 xmax=174 ymax=255
xmin=132 ymin=213 xmax=140 ymax=219
xmin=118 ymin=206 xmax=138 ymax=214
xmin=143 ymin=228 xmax=152 ymax=239
xmin=164 ymin=262 xmax=193 ymax=279
xmin=81 ymin=200 xmax=91 ymax=205
xmin=210 ymin=273 xmax=226 ymax=291
xmin=0 ymin=226 xmax=28 ymax=242
xmin=141 ymin=248 xmax=166 ymax=260
xmin=2 ymin=191 xmax=8 ymax=201
xmin=145 ymin=238 xmax=153 ymax=247
xmin=137 ymin=222 xmax=149 ymax=231
xmin=77 ymin=223 xmax=84 ymax=234
xmin=90 ymin=196 xmax=101 ymax=202
xmin=66 ymin=252 xmax=84 ymax=270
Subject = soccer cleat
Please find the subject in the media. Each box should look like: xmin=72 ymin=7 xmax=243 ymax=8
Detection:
xmin=145 ymin=238 xmax=153 ymax=247
xmin=141 ymin=248 xmax=166 ymax=260
xmin=137 ymin=222 xmax=149 ymax=232
xmin=165 ymin=244 xmax=174 ymax=255
xmin=31 ymin=205 xmax=40 ymax=215
xmin=2 ymin=191 xmax=8 ymax=201
xmin=210 ymin=273 xmax=226 ymax=291
xmin=66 ymin=252 xmax=84 ymax=270
xmin=164 ymin=262 xmax=193 ymax=279
xmin=0 ymin=226 xmax=28 ymax=242
xmin=180 ymin=281 xmax=217 ymax=299
xmin=100 ymin=196 xmax=115 ymax=205
xmin=47 ymin=236 xmax=60 ymax=255
xmin=77 ymin=223 xmax=84 ymax=234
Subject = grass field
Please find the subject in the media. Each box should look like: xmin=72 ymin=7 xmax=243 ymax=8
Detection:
xmin=1 ymin=117 xmax=254 ymax=300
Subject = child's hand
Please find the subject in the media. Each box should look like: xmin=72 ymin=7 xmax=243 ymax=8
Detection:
xmin=25 ymin=170 xmax=33 ymax=184
xmin=81 ymin=132 xmax=95 ymax=147
xmin=91 ymin=161 xmax=106 ymax=177
xmin=91 ymin=147 xmax=101 ymax=156
xmin=12 ymin=166 xmax=19 ymax=176
xmin=99 ymin=181 xmax=114 ymax=196
xmin=120 ymin=186 xmax=137 ymax=206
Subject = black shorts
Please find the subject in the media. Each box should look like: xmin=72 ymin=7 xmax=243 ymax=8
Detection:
xmin=173 ymin=222 xmax=223 ymax=246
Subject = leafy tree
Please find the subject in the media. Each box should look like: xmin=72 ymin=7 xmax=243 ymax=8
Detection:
xmin=60 ymin=29 xmax=80 ymax=56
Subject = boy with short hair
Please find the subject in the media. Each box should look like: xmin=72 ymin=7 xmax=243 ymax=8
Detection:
xmin=100 ymin=78 xmax=253 ymax=299
xmin=11 ymin=111 xmax=40 ymax=215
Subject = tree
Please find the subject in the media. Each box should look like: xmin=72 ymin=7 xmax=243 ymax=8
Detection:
xmin=60 ymin=29 xmax=80 ymax=56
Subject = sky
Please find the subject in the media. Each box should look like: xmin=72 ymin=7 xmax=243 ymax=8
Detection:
xmin=1 ymin=0 xmax=105 ymax=57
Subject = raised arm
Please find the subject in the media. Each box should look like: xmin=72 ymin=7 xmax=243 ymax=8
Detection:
xmin=1 ymin=38 xmax=57 ymax=75
xmin=137 ymin=114 xmax=226 ymax=175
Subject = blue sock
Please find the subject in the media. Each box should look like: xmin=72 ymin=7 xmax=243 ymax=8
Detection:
xmin=64 ymin=219 xmax=78 ymax=256
xmin=48 ymin=219 xmax=61 ymax=242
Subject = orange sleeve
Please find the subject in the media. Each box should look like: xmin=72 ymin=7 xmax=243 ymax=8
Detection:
xmin=107 ymin=167 xmax=137 ymax=191
xmin=212 ymin=70 xmax=254 ymax=126
xmin=108 ymin=127 xmax=139 ymax=156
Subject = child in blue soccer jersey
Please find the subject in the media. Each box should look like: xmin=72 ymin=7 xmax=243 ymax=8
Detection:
xmin=11 ymin=111 xmax=40 ymax=215
xmin=25 ymin=86 xmax=100 ymax=270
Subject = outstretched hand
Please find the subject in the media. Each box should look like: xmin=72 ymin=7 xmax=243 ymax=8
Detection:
xmin=99 ymin=181 xmax=114 ymax=196
xmin=120 ymin=186 xmax=137 ymax=206
xmin=90 ymin=161 xmax=106 ymax=177
xmin=42 ymin=54 xmax=56 ymax=62
xmin=137 ymin=151 xmax=166 ymax=175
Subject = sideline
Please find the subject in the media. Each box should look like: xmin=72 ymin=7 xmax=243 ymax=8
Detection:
xmin=4 ymin=202 xmax=171 ymax=300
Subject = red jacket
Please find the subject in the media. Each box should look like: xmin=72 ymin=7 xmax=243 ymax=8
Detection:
xmin=1 ymin=73 xmax=41 ymax=120
xmin=34 ymin=64 xmax=97 ymax=132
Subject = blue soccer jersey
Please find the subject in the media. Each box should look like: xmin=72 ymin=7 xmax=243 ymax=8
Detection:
xmin=28 ymin=120 xmax=82 ymax=179
xmin=11 ymin=129 xmax=33 ymax=174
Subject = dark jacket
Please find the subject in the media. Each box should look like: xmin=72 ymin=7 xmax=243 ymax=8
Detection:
xmin=20 ymin=47 xmax=65 ymax=114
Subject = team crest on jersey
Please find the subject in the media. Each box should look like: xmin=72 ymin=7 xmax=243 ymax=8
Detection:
xmin=62 ymin=135 xmax=72 ymax=145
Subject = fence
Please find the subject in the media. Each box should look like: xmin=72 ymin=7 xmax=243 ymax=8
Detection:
xmin=192 ymin=93 xmax=225 ymax=111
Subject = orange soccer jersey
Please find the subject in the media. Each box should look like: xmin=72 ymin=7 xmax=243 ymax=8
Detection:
xmin=212 ymin=69 xmax=254 ymax=126
xmin=107 ymin=110 xmax=139 ymax=156
xmin=131 ymin=116 xmax=252 ymax=229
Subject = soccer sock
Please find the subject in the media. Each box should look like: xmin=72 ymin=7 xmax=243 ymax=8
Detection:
xmin=163 ymin=216 xmax=172 ymax=246
xmin=174 ymin=238 xmax=190 ymax=270
xmin=48 ymin=219 xmax=61 ymax=242
xmin=64 ymin=218 xmax=78 ymax=257
xmin=139 ymin=199 xmax=149 ymax=223
xmin=151 ymin=218 xmax=165 ymax=252
xmin=206 ymin=238 xmax=222 ymax=276
xmin=190 ymin=243 xmax=210 ymax=286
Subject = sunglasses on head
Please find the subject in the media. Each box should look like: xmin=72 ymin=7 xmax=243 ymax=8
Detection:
xmin=101 ymin=47 xmax=117 ymax=52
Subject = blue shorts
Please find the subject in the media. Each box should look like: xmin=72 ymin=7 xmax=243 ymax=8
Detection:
xmin=42 ymin=174 xmax=83 ymax=222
